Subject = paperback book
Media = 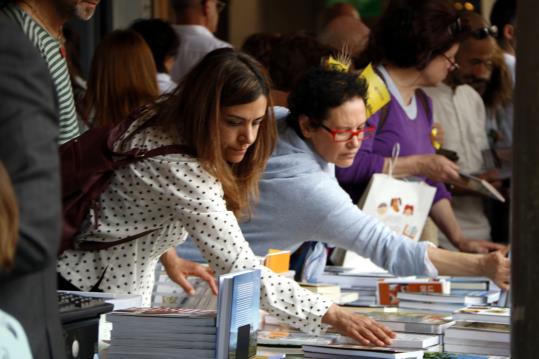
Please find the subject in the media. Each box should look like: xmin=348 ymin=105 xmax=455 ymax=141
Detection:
xmin=452 ymin=306 xmax=510 ymax=324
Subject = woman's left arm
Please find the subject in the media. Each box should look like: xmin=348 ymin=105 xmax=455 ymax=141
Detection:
xmin=430 ymin=198 xmax=507 ymax=253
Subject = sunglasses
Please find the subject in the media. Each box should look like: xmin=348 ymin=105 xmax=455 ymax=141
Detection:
xmin=470 ymin=25 xmax=498 ymax=39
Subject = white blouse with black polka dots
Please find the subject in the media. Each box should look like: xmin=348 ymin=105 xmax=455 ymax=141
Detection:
xmin=57 ymin=117 xmax=331 ymax=334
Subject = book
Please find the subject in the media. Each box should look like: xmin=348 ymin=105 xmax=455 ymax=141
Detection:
xmin=264 ymin=249 xmax=291 ymax=273
xmin=443 ymin=343 xmax=509 ymax=357
xmin=107 ymin=307 xmax=217 ymax=326
xmin=377 ymin=278 xmax=450 ymax=305
xmin=447 ymin=277 xmax=490 ymax=291
xmin=216 ymin=269 xmax=261 ymax=359
xmin=456 ymin=172 xmax=505 ymax=202
xmin=302 ymin=344 xmax=424 ymax=359
xmin=356 ymin=310 xmax=455 ymax=334
xmin=452 ymin=306 xmax=510 ymax=324
xmin=338 ymin=332 xmax=441 ymax=349
xmin=359 ymin=63 xmax=391 ymax=118
xmin=397 ymin=290 xmax=500 ymax=305
xmin=257 ymin=329 xmax=337 ymax=347
xmin=444 ymin=321 xmax=510 ymax=342
xmin=397 ymin=300 xmax=464 ymax=314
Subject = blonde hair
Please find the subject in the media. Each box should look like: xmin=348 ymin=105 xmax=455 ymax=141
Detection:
xmin=84 ymin=29 xmax=159 ymax=127
xmin=0 ymin=162 xmax=19 ymax=268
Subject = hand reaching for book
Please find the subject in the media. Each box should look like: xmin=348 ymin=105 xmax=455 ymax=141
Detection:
xmin=458 ymin=239 xmax=507 ymax=254
xmin=160 ymin=248 xmax=218 ymax=295
xmin=481 ymin=247 xmax=511 ymax=291
xmin=321 ymin=304 xmax=395 ymax=347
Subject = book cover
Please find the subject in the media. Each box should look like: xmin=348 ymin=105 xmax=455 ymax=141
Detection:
xmin=216 ymin=269 xmax=261 ymax=359
xmin=378 ymin=279 xmax=450 ymax=305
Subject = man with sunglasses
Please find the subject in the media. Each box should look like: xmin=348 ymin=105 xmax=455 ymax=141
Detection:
xmin=425 ymin=11 xmax=513 ymax=248
xmin=170 ymin=0 xmax=232 ymax=82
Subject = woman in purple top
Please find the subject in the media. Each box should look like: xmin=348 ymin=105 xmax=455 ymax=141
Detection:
xmin=336 ymin=0 xmax=506 ymax=254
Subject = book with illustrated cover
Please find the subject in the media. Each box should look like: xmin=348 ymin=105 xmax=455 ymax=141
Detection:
xmin=453 ymin=306 xmax=510 ymax=324
xmin=378 ymin=278 xmax=450 ymax=305
xmin=456 ymin=173 xmax=505 ymax=202
xmin=217 ymin=269 xmax=261 ymax=359
xmin=356 ymin=310 xmax=455 ymax=334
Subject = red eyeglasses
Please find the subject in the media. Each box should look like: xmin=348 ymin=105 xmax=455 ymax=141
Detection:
xmin=320 ymin=124 xmax=376 ymax=143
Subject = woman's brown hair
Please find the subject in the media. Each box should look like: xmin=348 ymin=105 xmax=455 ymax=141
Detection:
xmin=0 ymin=162 xmax=19 ymax=268
xmin=84 ymin=29 xmax=159 ymax=127
xmin=155 ymin=48 xmax=276 ymax=218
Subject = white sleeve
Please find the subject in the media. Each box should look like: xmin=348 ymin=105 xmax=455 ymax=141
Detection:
xmin=150 ymin=156 xmax=333 ymax=334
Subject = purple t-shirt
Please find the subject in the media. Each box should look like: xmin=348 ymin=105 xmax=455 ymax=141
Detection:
xmin=336 ymin=89 xmax=451 ymax=204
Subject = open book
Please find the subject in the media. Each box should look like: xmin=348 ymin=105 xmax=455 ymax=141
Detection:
xmin=457 ymin=172 xmax=505 ymax=202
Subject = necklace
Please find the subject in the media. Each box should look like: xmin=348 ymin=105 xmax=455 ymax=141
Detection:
xmin=18 ymin=0 xmax=65 ymax=45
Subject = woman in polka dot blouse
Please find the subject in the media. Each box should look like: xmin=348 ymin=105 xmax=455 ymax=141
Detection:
xmin=57 ymin=48 xmax=395 ymax=346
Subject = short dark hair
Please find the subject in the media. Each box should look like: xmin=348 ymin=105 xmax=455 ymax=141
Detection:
xmin=130 ymin=18 xmax=179 ymax=73
xmin=367 ymin=0 xmax=460 ymax=70
xmin=170 ymin=0 xmax=199 ymax=14
xmin=286 ymin=68 xmax=368 ymax=139
xmin=490 ymin=0 xmax=516 ymax=40
xmin=268 ymin=32 xmax=333 ymax=92
xmin=241 ymin=32 xmax=282 ymax=69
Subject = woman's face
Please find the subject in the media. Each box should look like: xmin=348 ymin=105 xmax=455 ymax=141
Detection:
xmin=420 ymin=43 xmax=460 ymax=86
xmin=300 ymin=97 xmax=367 ymax=168
xmin=219 ymin=95 xmax=267 ymax=163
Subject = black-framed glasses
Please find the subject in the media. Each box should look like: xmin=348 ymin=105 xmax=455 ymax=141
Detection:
xmin=441 ymin=53 xmax=460 ymax=71
xmin=320 ymin=123 xmax=376 ymax=143
xmin=471 ymin=25 xmax=498 ymax=39
xmin=216 ymin=0 xmax=226 ymax=13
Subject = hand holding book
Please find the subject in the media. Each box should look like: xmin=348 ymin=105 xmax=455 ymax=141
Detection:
xmin=321 ymin=304 xmax=396 ymax=347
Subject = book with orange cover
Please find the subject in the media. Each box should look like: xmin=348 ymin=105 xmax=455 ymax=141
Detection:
xmin=264 ymin=249 xmax=291 ymax=274
xmin=378 ymin=279 xmax=450 ymax=306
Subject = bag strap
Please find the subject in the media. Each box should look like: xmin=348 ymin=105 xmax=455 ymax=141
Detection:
xmin=77 ymin=229 xmax=158 ymax=251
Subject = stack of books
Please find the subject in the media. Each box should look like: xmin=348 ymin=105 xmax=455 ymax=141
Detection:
xmin=302 ymin=344 xmax=424 ymax=359
xmin=107 ymin=307 xmax=218 ymax=358
xmin=299 ymin=283 xmax=359 ymax=304
xmin=108 ymin=269 xmax=261 ymax=359
xmin=317 ymin=270 xmax=409 ymax=306
xmin=444 ymin=306 xmax=510 ymax=356
xmin=396 ymin=290 xmax=500 ymax=314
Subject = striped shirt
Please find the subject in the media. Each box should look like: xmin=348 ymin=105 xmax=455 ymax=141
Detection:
xmin=2 ymin=4 xmax=80 ymax=144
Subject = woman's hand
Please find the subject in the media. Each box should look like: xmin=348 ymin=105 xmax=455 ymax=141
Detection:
xmin=160 ymin=249 xmax=218 ymax=295
xmin=480 ymin=247 xmax=510 ymax=291
xmin=321 ymin=304 xmax=395 ymax=347
xmin=417 ymin=154 xmax=460 ymax=182
xmin=458 ymin=239 xmax=508 ymax=254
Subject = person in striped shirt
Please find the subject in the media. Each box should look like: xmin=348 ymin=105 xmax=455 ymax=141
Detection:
xmin=1 ymin=0 xmax=101 ymax=144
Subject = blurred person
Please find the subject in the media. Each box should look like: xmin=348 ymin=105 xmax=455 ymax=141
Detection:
xmin=446 ymin=10 xmax=513 ymax=244
xmin=170 ymin=0 xmax=231 ymax=82
xmin=1 ymin=0 xmax=101 ymax=144
xmin=241 ymin=32 xmax=282 ymax=71
xmin=0 ymin=161 xmax=32 ymax=359
xmin=83 ymin=29 xmax=159 ymax=127
xmin=131 ymin=18 xmax=180 ymax=94
xmin=268 ymin=32 xmax=333 ymax=106
xmin=335 ymin=0 xmax=505 ymax=253
xmin=0 ymin=11 xmax=65 ymax=359
xmin=319 ymin=16 xmax=370 ymax=62
xmin=490 ymin=0 xmax=516 ymax=82
xmin=323 ymin=2 xmax=360 ymax=24
xmin=57 ymin=48 xmax=398 ymax=346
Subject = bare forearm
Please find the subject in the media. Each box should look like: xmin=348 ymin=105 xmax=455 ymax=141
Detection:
xmin=383 ymin=155 xmax=422 ymax=177
xmin=427 ymin=246 xmax=483 ymax=276
xmin=429 ymin=199 xmax=462 ymax=248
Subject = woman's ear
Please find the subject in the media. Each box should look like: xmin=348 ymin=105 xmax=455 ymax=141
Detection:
xmin=299 ymin=115 xmax=314 ymax=139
